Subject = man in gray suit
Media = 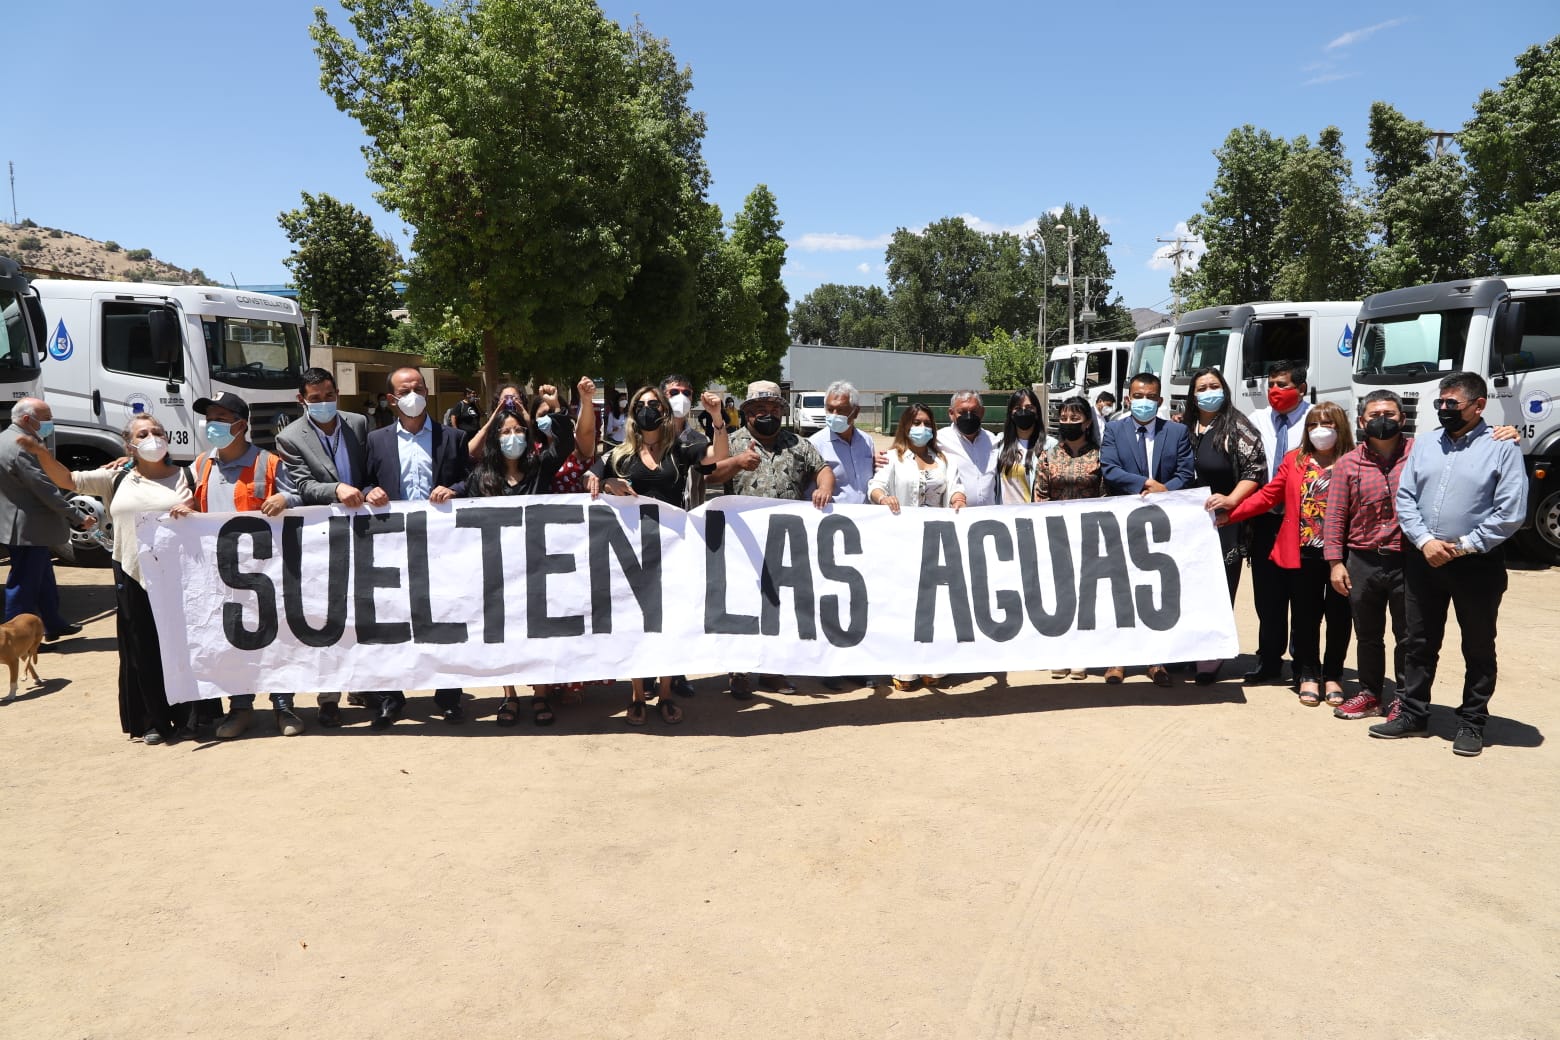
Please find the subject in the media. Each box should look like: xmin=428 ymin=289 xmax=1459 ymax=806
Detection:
xmin=0 ymin=398 xmax=86 ymax=639
xmin=274 ymin=366 xmax=369 ymax=727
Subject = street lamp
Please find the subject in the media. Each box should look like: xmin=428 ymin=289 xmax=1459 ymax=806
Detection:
xmin=1032 ymin=236 xmax=1047 ymax=362
xmin=1055 ymin=223 xmax=1076 ymax=346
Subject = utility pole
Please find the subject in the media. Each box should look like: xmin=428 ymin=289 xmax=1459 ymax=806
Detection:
xmin=8 ymin=162 xmax=15 ymax=226
xmin=1428 ymin=129 xmax=1457 ymax=157
xmin=1055 ymin=223 xmax=1076 ymax=345
xmin=1156 ymin=234 xmax=1194 ymax=321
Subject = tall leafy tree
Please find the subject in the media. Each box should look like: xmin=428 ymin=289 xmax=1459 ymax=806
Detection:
xmin=789 ymin=283 xmax=891 ymax=347
xmin=1462 ymin=34 xmax=1560 ymax=274
xmin=1272 ymin=127 xmax=1369 ymax=301
xmin=1365 ymin=101 xmax=1432 ymax=206
xmin=969 ymin=328 xmax=1043 ymax=390
xmin=715 ymin=185 xmax=789 ymax=388
xmin=312 ymin=0 xmax=709 ymax=391
xmin=277 ymin=192 xmax=401 ymax=349
xmin=885 ymin=217 xmax=994 ymax=353
xmin=1363 ymin=102 xmax=1473 ymax=290
xmin=1178 ymin=126 xmax=1293 ymax=308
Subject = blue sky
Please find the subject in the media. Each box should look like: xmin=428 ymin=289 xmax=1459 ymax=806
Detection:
xmin=10 ymin=1 xmax=1552 ymax=315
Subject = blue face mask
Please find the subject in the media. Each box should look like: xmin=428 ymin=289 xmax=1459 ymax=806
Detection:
xmin=1195 ymin=390 xmax=1225 ymax=413
xmin=908 ymin=425 xmax=935 ymax=447
xmin=825 ymin=413 xmax=851 ymax=435
xmin=307 ymin=401 xmax=338 ymax=424
xmin=36 ymin=419 xmax=55 ymax=439
xmin=535 ymin=414 xmax=553 ymax=434
xmin=206 ymin=421 xmax=234 ymax=448
xmin=1130 ymin=398 xmax=1158 ymax=422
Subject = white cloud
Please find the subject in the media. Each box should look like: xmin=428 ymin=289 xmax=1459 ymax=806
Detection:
xmin=955 ymin=212 xmax=1040 ymax=237
xmin=1326 ymin=17 xmax=1409 ymax=51
xmin=794 ymin=232 xmax=892 ymax=252
xmin=1304 ymin=70 xmax=1360 ymax=86
xmin=856 ymin=262 xmax=871 ymax=274
xmin=1148 ymin=222 xmax=1206 ymax=273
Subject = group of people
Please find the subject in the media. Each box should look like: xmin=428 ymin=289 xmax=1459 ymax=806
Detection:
xmin=0 ymin=360 xmax=1528 ymax=759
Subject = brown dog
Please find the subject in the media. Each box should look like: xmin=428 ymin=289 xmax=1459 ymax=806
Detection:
xmin=0 ymin=612 xmax=44 ymax=704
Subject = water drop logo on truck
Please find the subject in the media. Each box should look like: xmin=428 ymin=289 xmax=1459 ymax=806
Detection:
xmin=1336 ymin=324 xmax=1353 ymax=358
xmin=48 ymin=320 xmax=73 ymax=361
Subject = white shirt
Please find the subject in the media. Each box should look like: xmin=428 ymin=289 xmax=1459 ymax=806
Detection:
xmin=311 ymin=417 xmax=354 ymax=486
xmin=1251 ymin=401 xmax=1310 ymax=475
xmin=936 ymin=426 xmax=1002 ymax=507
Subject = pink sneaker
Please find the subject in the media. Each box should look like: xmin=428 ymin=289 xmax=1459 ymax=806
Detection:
xmin=1333 ymin=693 xmax=1382 ymax=720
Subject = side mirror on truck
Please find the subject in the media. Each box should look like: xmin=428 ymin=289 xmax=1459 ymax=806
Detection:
xmin=1491 ymin=301 xmax=1526 ymax=387
xmin=147 ymin=309 xmax=183 ymax=391
xmin=1241 ymin=322 xmax=1265 ymax=387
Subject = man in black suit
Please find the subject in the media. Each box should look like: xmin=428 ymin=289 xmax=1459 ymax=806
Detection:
xmin=275 ymin=366 xmax=371 ymax=728
xmin=361 ymin=366 xmax=470 ymax=727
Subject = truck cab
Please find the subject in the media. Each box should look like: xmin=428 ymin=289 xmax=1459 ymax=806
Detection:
xmin=1167 ymin=301 xmax=1360 ymax=419
xmin=1352 ymin=275 xmax=1560 ymax=564
xmin=1127 ymin=326 xmax=1175 ymax=419
xmin=0 ymin=256 xmax=45 ymax=426
xmin=1043 ymin=340 xmax=1132 ymax=425
xmin=34 ymin=281 xmax=307 ymax=471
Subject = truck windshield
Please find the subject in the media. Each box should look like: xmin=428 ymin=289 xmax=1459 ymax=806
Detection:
xmin=1353 ymin=309 xmax=1472 ymax=379
xmin=204 ymin=317 xmax=307 ymax=390
xmin=1174 ymin=328 xmax=1230 ymax=377
xmin=1045 ymin=357 xmax=1075 ymax=392
xmin=1132 ymin=333 xmax=1168 ymax=377
xmin=0 ymin=290 xmax=40 ymax=380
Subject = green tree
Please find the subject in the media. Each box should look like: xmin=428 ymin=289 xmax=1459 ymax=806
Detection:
xmin=1178 ymin=126 xmax=1293 ymax=308
xmin=313 ymin=0 xmax=708 ymax=390
xmin=1365 ymin=101 xmax=1431 ymax=205
xmin=789 ymin=283 xmax=891 ymax=347
xmin=970 ymin=327 xmax=1043 ymax=390
xmin=1462 ymin=34 xmax=1560 ymax=274
xmin=1272 ymin=127 xmax=1369 ymax=300
xmin=1368 ymin=155 xmax=1474 ymax=290
xmin=714 ymin=185 xmax=789 ymax=388
xmin=278 ymin=191 xmax=401 ymax=349
xmin=885 ymin=217 xmax=994 ymax=352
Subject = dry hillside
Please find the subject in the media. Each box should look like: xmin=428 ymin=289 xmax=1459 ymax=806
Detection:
xmin=0 ymin=221 xmax=204 ymax=283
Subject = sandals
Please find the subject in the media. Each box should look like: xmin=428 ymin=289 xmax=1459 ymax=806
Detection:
xmin=1298 ymin=682 xmax=1322 ymax=707
xmin=495 ymin=698 xmax=521 ymax=727
xmin=532 ymin=697 xmax=555 ymax=727
xmin=1324 ymin=683 xmax=1347 ymax=707
xmin=626 ymin=701 xmax=647 ymax=726
xmin=657 ymin=697 xmax=684 ymax=725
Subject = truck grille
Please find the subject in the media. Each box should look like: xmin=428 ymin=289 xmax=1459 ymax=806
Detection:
xmin=247 ymin=402 xmax=304 ymax=450
xmin=1400 ymin=396 xmax=1421 ymax=437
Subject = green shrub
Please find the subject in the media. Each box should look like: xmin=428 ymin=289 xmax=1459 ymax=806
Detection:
xmin=47 ymin=228 xmax=62 ymax=238
xmin=19 ymin=218 xmax=37 ymax=228
xmin=104 ymin=241 xmax=121 ymax=252
xmin=126 ymin=248 xmax=152 ymax=261
xmin=16 ymin=235 xmax=42 ymax=251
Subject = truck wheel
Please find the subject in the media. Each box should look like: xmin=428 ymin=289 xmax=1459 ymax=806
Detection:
xmin=1518 ymin=485 xmax=1560 ymax=567
xmin=55 ymin=446 xmax=116 ymax=569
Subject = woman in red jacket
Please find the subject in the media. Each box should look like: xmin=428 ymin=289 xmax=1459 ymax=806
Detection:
xmin=1218 ymin=401 xmax=1354 ymax=707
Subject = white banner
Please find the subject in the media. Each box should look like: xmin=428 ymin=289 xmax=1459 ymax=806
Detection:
xmin=137 ymin=491 xmax=1237 ymax=704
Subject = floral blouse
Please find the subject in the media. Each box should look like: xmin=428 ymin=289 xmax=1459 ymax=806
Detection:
xmin=1297 ymin=456 xmax=1332 ymax=550
xmin=1033 ymin=444 xmax=1104 ymax=501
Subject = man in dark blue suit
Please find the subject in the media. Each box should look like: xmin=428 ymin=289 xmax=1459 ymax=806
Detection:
xmin=361 ymin=366 xmax=470 ymax=728
xmin=1099 ymin=372 xmax=1197 ymax=687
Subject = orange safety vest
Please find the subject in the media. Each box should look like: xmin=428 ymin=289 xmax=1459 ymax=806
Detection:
xmin=192 ymin=449 xmax=281 ymax=513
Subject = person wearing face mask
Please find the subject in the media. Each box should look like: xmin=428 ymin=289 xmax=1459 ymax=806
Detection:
xmin=1244 ymin=361 xmax=1311 ymax=685
xmin=0 ymin=397 xmax=91 ymax=643
xmin=995 ymin=388 xmax=1056 ymax=503
xmin=1221 ymin=401 xmax=1354 ymax=708
xmin=17 ymin=414 xmax=195 ymax=743
xmin=175 ymin=392 xmax=305 ymax=738
xmin=1368 ymin=372 xmax=1527 ymax=758
xmin=1099 ymin=374 xmax=1196 ymax=687
xmin=1032 ymin=396 xmax=1103 ymax=681
xmin=709 ymin=380 xmax=834 ymax=700
xmin=275 ymin=367 xmax=372 ymax=727
xmin=807 ymin=380 xmax=876 ymax=505
xmin=936 ymin=390 xmax=1002 ymax=506
xmin=1181 ymin=367 xmax=1267 ymax=684
xmin=361 ymin=367 xmax=471 ymax=727
xmin=534 ymin=377 xmax=599 ymax=497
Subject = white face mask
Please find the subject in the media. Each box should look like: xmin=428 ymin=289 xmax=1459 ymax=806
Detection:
xmin=135 ymin=435 xmax=169 ymax=461
xmin=499 ymin=433 xmax=526 ymax=459
xmin=1309 ymin=427 xmax=1338 ymax=451
xmin=396 ymin=391 xmax=427 ymax=418
xmin=668 ymin=392 xmax=692 ymax=419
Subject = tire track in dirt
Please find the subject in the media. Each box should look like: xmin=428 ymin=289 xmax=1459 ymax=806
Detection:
xmin=959 ymin=716 xmax=1194 ymax=1040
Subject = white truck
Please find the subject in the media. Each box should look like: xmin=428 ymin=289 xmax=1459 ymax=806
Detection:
xmin=1042 ymin=340 xmax=1133 ymax=425
xmin=1164 ymin=300 xmax=1360 ymax=419
xmin=1351 ymin=275 xmax=1560 ymax=565
xmin=1127 ymin=325 xmax=1175 ymax=419
xmin=0 ymin=256 xmax=46 ymax=425
xmin=35 ymin=280 xmax=308 ymax=471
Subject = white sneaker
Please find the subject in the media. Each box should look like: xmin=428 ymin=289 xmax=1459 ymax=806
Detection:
xmin=214 ymin=708 xmax=254 ymax=740
xmin=276 ymin=709 xmax=307 ymax=737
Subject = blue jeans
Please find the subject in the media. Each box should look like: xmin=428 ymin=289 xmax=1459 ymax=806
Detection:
xmin=4 ymin=545 xmax=68 ymax=634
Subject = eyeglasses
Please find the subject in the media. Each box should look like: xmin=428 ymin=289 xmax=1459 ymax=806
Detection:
xmin=1434 ymin=398 xmax=1467 ymax=409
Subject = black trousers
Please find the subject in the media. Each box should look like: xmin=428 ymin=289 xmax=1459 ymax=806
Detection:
xmin=1289 ymin=555 xmax=1352 ymax=682
xmin=1248 ymin=513 xmax=1290 ymax=669
xmin=114 ymin=564 xmax=173 ymax=738
xmin=1346 ymin=551 xmax=1406 ymax=699
xmin=1401 ymin=545 xmax=1507 ymax=728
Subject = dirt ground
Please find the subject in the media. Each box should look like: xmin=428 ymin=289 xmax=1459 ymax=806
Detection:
xmin=2 ymin=551 xmax=1557 ymax=1040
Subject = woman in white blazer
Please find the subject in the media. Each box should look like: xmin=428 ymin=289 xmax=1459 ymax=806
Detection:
xmin=868 ymin=403 xmax=966 ymax=690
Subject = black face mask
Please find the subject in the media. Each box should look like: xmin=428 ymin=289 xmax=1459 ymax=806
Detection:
xmin=954 ymin=411 xmax=982 ymax=435
xmin=1010 ymin=409 xmax=1037 ymax=432
xmin=1058 ymin=421 xmax=1086 ymax=441
xmin=1363 ymin=416 xmax=1401 ymax=440
xmin=750 ymin=414 xmax=781 ymax=437
xmin=635 ymin=403 xmax=665 ymax=431
xmin=1436 ymin=405 xmax=1467 ymax=432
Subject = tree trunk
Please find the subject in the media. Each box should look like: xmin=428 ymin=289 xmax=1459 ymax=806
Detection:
xmin=482 ymin=328 xmax=500 ymax=402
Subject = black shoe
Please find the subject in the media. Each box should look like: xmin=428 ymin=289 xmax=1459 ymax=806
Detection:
xmin=44 ymin=623 xmax=83 ymax=642
xmin=372 ymin=692 xmax=405 ymax=730
xmin=441 ymin=705 xmax=465 ymax=725
xmin=1369 ymin=713 xmax=1430 ymax=739
xmin=317 ymin=702 xmax=343 ymax=728
xmin=1194 ymin=668 xmax=1219 ymax=686
xmin=670 ymin=676 xmax=696 ymax=698
xmin=728 ymin=673 xmax=753 ymax=700
xmin=1242 ymin=663 xmax=1284 ymax=685
xmin=758 ymin=673 xmax=796 ymax=694
xmin=1452 ymin=724 xmax=1484 ymax=757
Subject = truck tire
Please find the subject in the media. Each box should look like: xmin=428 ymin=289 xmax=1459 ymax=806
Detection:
xmin=55 ymin=445 xmax=116 ymax=568
xmin=1518 ymin=484 xmax=1560 ymax=567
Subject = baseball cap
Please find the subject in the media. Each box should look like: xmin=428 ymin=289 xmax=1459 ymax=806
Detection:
xmin=194 ymin=392 xmax=250 ymax=420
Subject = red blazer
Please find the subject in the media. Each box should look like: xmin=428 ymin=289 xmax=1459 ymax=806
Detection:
xmin=1226 ymin=448 xmax=1309 ymax=569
